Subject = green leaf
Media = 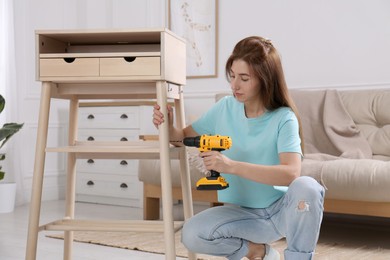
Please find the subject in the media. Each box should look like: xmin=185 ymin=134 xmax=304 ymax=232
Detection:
xmin=0 ymin=96 xmax=24 ymax=173
xmin=0 ymin=94 xmax=5 ymax=114
xmin=0 ymin=154 xmax=4 ymax=179
xmin=0 ymin=123 xmax=24 ymax=148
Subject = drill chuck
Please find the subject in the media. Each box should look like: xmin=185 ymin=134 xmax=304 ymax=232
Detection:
xmin=182 ymin=136 xmax=201 ymax=148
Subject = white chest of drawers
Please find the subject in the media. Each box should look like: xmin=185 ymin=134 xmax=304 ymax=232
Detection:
xmin=75 ymin=102 xmax=156 ymax=207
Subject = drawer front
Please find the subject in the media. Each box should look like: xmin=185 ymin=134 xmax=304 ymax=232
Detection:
xmin=78 ymin=129 xmax=139 ymax=142
xmin=100 ymin=57 xmax=160 ymax=76
xmin=78 ymin=106 xmax=140 ymax=129
xmin=77 ymin=158 xmax=138 ymax=175
xmin=76 ymin=172 xmax=141 ymax=199
xmin=39 ymin=58 xmax=99 ymax=77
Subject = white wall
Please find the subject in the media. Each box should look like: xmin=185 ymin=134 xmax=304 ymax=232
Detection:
xmin=12 ymin=0 xmax=390 ymax=203
xmin=184 ymin=0 xmax=390 ymax=120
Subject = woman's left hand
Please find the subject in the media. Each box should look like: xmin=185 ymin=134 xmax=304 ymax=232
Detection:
xmin=200 ymin=151 xmax=232 ymax=174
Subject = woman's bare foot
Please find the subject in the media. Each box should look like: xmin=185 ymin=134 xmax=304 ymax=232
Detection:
xmin=246 ymin=241 xmax=265 ymax=260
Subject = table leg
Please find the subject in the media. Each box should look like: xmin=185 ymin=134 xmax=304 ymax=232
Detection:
xmin=174 ymin=86 xmax=196 ymax=260
xmin=25 ymin=82 xmax=52 ymax=260
xmin=63 ymin=98 xmax=79 ymax=260
xmin=156 ymin=81 xmax=176 ymax=260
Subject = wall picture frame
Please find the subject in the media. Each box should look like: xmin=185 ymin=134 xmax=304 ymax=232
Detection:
xmin=168 ymin=0 xmax=218 ymax=78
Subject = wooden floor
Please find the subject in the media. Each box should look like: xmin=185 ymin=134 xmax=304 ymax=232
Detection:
xmin=1 ymin=200 xmax=390 ymax=260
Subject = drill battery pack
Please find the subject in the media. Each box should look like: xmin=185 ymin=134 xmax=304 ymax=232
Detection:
xmin=196 ymin=176 xmax=229 ymax=190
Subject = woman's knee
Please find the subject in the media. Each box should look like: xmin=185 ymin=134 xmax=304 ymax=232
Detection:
xmin=181 ymin=220 xmax=194 ymax=249
xmin=289 ymin=176 xmax=325 ymax=202
xmin=284 ymin=177 xmax=325 ymax=221
xmin=181 ymin=206 xmax=235 ymax=252
xmin=181 ymin=215 xmax=207 ymax=251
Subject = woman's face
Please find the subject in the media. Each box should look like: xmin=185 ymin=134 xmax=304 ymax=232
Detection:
xmin=229 ymin=59 xmax=261 ymax=104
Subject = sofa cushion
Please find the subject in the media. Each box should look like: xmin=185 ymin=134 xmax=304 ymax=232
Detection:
xmin=340 ymin=90 xmax=390 ymax=157
xmin=290 ymin=89 xmax=372 ymax=158
xmin=302 ymin=157 xmax=390 ymax=202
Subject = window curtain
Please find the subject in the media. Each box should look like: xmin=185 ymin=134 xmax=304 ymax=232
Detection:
xmin=1 ymin=0 xmax=25 ymax=205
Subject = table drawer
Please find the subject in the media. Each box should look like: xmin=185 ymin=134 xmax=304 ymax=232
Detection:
xmin=39 ymin=58 xmax=99 ymax=77
xmin=78 ymin=106 xmax=140 ymax=129
xmin=76 ymin=172 xmax=141 ymax=199
xmin=77 ymin=158 xmax=138 ymax=175
xmin=78 ymin=129 xmax=139 ymax=142
xmin=100 ymin=57 xmax=160 ymax=76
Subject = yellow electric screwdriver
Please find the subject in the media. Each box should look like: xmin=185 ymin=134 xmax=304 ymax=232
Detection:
xmin=182 ymin=134 xmax=232 ymax=190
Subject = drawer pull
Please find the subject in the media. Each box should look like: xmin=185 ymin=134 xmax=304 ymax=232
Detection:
xmin=120 ymin=114 xmax=128 ymax=119
xmin=87 ymin=180 xmax=94 ymax=186
xmin=120 ymin=160 xmax=128 ymax=165
xmin=63 ymin=58 xmax=76 ymax=63
xmin=87 ymin=136 xmax=95 ymax=141
xmin=87 ymin=114 xmax=95 ymax=119
xmin=120 ymin=183 xmax=128 ymax=188
xmin=124 ymin=57 xmax=136 ymax=62
xmin=120 ymin=137 xmax=128 ymax=141
xmin=87 ymin=159 xmax=95 ymax=164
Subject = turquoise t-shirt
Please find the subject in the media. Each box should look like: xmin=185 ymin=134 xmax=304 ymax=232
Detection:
xmin=192 ymin=96 xmax=302 ymax=208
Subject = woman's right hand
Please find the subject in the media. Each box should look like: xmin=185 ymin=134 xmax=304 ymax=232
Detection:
xmin=152 ymin=104 xmax=174 ymax=129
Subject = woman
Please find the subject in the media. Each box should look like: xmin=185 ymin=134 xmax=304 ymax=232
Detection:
xmin=153 ymin=36 xmax=324 ymax=260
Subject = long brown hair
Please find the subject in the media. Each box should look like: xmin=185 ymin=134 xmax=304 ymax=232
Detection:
xmin=225 ymin=36 xmax=304 ymax=153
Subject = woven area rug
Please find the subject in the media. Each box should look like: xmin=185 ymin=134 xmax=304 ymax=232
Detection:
xmin=47 ymin=223 xmax=390 ymax=260
xmin=47 ymin=230 xmax=224 ymax=260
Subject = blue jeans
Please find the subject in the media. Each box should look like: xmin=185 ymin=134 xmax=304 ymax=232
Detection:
xmin=181 ymin=176 xmax=325 ymax=260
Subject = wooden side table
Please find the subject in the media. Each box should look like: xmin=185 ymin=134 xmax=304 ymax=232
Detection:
xmin=26 ymin=28 xmax=195 ymax=260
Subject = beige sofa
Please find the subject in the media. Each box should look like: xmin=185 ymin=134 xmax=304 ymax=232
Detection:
xmin=138 ymin=89 xmax=390 ymax=220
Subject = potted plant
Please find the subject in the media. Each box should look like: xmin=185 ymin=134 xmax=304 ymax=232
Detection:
xmin=0 ymin=94 xmax=23 ymax=213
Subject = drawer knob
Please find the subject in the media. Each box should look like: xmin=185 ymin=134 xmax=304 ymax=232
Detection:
xmin=87 ymin=136 xmax=95 ymax=141
xmin=120 ymin=114 xmax=128 ymax=119
xmin=87 ymin=114 xmax=95 ymax=119
xmin=87 ymin=159 xmax=95 ymax=164
xmin=120 ymin=137 xmax=128 ymax=142
xmin=63 ymin=58 xmax=76 ymax=63
xmin=120 ymin=160 xmax=128 ymax=165
xmin=87 ymin=180 xmax=94 ymax=186
xmin=124 ymin=57 xmax=136 ymax=62
xmin=120 ymin=183 xmax=128 ymax=188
